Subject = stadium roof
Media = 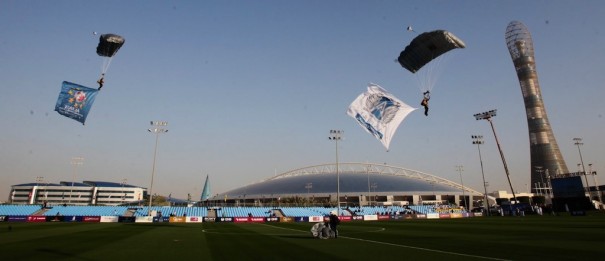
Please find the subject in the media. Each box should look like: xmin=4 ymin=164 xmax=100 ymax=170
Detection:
xmin=12 ymin=181 xmax=141 ymax=188
xmin=84 ymin=181 xmax=139 ymax=188
xmin=215 ymin=163 xmax=483 ymax=200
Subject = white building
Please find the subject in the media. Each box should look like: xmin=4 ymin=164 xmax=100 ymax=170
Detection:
xmin=9 ymin=181 xmax=146 ymax=206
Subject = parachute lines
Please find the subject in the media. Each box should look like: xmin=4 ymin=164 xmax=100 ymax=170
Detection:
xmin=397 ymin=30 xmax=465 ymax=94
xmin=96 ymin=33 xmax=125 ymax=75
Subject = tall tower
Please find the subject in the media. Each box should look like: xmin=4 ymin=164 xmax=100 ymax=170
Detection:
xmin=505 ymin=21 xmax=569 ymax=193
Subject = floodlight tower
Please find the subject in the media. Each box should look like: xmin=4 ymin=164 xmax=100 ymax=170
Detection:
xmin=472 ymin=135 xmax=490 ymax=215
xmin=474 ymin=110 xmax=518 ymax=204
xmin=505 ymin=21 xmax=569 ymax=193
xmin=573 ymin=138 xmax=590 ymax=195
xmin=70 ymin=157 xmax=84 ymax=204
xmin=329 ymin=130 xmax=343 ymax=215
xmin=148 ymin=121 xmax=168 ymax=213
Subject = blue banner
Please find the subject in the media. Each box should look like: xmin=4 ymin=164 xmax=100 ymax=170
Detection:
xmin=54 ymin=81 xmax=99 ymax=125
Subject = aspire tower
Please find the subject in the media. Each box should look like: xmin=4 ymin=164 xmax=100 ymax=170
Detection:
xmin=505 ymin=21 xmax=569 ymax=193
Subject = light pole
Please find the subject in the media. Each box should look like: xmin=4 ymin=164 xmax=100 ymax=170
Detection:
xmin=472 ymin=135 xmax=489 ymax=215
xmin=36 ymin=176 xmax=45 ymax=204
xmin=121 ymin=178 xmax=127 ymax=204
xmin=456 ymin=165 xmax=467 ymax=209
xmin=589 ymin=163 xmax=602 ymax=203
xmin=366 ymin=163 xmax=372 ymax=207
xmin=545 ymin=169 xmax=553 ymax=207
xmin=70 ymin=157 xmax=84 ymax=204
xmin=371 ymin=182 xmax=378 ymax=206
xmin=305 ymin=182 xmax=313 ymax=206
xmin=535 ymin=166 xmax=545 ymax=196
xmin=474 ymin=110 xmax=518 ymax=204
xmin=329 ymin=129 xmax=343 ymax=215
xmin=148 ymin=121 xmax=168 ymax=214
xmin=573 ymin=138 xmax=590 ymax=197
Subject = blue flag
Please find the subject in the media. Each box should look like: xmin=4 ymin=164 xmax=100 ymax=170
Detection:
xmin=54 ymin=81 xmax=99 ymax=125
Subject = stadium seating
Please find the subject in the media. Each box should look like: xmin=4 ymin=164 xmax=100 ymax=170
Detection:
xmin=0 ymin=205 xmax=42 ymax=216
xmin=43 ymin=206 xmax=129 ymax=216
xmin=0 ymin=204 xmax=465 ymax=218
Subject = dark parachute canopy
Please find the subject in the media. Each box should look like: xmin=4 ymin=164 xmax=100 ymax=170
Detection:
xmin=96 ymin=34 xmax=125 ymax=58
xmin=397 ymin=30 xmax=465 ymax=73
xmin=95 ymin=33 xmax=125 ymax=89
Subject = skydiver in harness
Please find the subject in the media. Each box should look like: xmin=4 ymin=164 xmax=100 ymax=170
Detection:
xmin=97 ymin=73 xmax=105 ymax=90
xmin=420 ymin=91 xmax=430 ymax=116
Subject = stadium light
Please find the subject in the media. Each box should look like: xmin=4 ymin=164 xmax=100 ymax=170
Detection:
xmin=329 ymin=129 xmax=343 ymax=215
xmin=371 ymin=182 xmax=378 ymax=206
xmin=456 ymin=165 xmax=467 ymax=209
xmin=121 ymin=178 xmax=127 ymax=203
xmin=589 ymin=164 xmax=602 ymax=203
xmin=305 ymin=182 xmax=313 ymax=206
xmin=474 ymin=109 xmax=518 ymax=204
xmin=148 ymin=121 xmax=168 ymax=214
xmin=70 ymin=157 xmax=84 ymax=204
xmin=535 ymin=166 xmax=545 ymax=196
xmin=472 ymin=135 xmax=489 ymax=215
xmin=573 ymin=138 xmax=591 ymax=196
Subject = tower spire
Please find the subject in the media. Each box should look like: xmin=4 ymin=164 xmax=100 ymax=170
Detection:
xmin=201 ymin=174 xmax=210 ymax=202
xmin=505 ymin=21 xmax=569 ymax=193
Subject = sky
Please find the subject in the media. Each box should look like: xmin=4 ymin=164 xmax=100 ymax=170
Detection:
xmin=1 ymin=0 xmax=604 ymax=201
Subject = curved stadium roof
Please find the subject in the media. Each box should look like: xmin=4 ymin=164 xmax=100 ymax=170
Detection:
xmin=215 ymin=163 xmax=483 ymax=200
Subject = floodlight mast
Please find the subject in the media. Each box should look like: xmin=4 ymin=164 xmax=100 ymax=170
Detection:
xmin=70 ymin=157 xmax=84 ymax=204
xmin=329 ymin=130 xmax=343 ymax=215
xmin=472 ymin=135 xmax=490 ymax=216
xmin=456 ymin=165 xmax=467 ymax=209
xmin=474 ymin=110 xmax=518 ymax=204
xmin=573 ymin=138 xmax=591 ymax=196
xmin=589 ymin=164 xmax=602 ymax=203
xmin=148 ymin=121 xmax=168 ymax=214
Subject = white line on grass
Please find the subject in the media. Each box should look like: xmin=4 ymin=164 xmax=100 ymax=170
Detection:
xmin=261 ymin=223 xmax=510 ymax=261
xmin=341 ymin=236 xmax=510 ymax=261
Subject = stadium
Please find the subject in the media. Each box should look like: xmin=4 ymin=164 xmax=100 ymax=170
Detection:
xmin=214 ymin=162 xmax=489 ymax=209
xmin=1 ymin=163 xmax=599 ymax=260
xmin=2 ymin=162 xmax=496 ymax=222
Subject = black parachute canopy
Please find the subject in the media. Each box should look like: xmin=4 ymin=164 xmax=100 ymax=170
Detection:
xmin=397 ymin=30 xmax=465 ymax=73
xmin=96 ymin=34 xmax=125 ymax=57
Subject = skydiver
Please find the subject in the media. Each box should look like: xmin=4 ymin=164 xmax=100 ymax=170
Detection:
xmin=97 ymin=74 xmax=105 ymax=90
xmin=420 ymin=91 xmax=430 ymax=116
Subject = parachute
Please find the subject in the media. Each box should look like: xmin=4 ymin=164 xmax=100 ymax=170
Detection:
xmin=97 ymin=33 xmax=125 ymax=59
xmin=397 ymin=30 xmax=465 ymax=93
xmin=96 ymin=33 xmax=125 ymax=89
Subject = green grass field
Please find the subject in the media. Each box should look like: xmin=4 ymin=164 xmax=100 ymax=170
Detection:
xmin=1 ymin=215 xmax=604 ymax=260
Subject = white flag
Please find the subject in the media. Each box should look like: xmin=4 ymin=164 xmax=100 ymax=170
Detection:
xmin=347 ymin=83 xmax=416 ymax=150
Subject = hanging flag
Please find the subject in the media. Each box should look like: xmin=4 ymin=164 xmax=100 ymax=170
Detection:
xmin=54 ymin=81 xmax=99 ymax=125
xmin=201 ymin=175 xmax=211 ymax=201
xmin=347 ymin=83 xmax=416 ymax=151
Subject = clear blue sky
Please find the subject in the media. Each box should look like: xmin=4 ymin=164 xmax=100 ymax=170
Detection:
xmin=1 ymin=1 xmax=604 ymax=201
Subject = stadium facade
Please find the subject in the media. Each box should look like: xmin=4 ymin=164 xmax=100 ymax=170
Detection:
xmin=212 ymin=163 xmax=489 ymax=208
xmin=505 ymin=21 xmax=569 ymax=193
xmin=9 ymin=181 xmax=146 ymax=206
